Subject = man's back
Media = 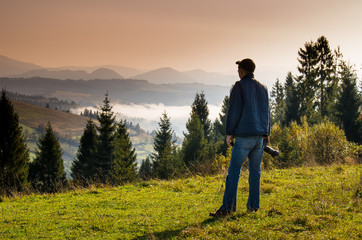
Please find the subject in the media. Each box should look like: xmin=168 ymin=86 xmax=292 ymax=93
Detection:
xmin=226 ymin=73 xmax=270 ymax=137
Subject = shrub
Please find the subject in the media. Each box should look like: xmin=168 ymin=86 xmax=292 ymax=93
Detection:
xmin=308 ymin=121 xmax=349 ymax=165
xmin=277 ymin=122 xmax=304 ymax=168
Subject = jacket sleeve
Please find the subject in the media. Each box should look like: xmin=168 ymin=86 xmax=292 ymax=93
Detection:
xmin=226 ymin=83 xmax=243 ymax=136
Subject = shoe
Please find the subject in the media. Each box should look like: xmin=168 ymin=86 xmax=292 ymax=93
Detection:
xmin=247 ymin=208 xmax=258 ymax=213
xmin=209 ymin=209 xmax=231 ymax=217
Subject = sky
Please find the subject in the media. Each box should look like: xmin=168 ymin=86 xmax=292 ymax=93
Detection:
xmin=1 ymin=0 xmax=362 ymax=81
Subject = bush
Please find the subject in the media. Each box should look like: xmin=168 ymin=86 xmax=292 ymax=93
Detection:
xmin=308 ymin=121 xmax=349 ymax=165
xmin=272 ymin=118 xmax=353 ymax=167
xmin=277 ymin=121 xmax=305 ymax=168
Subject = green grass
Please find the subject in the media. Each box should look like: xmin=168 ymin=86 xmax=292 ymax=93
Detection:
xmin=1 ymin=165 xmax=361 ymax=239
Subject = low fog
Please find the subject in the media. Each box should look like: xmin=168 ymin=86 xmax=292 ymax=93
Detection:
xmin=71 ymin=103 xmax=222 ymax=137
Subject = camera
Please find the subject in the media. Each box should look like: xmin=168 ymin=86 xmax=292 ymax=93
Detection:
xmin=263 ymin=145 xmax=279 ymax=157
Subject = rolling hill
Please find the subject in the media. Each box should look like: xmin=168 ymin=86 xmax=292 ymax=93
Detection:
xmin=1 ymin=77 xmax=230 ymax=106
xmin=12 ymin=100 xmax=153 ymax=174
xmin=13 ymin=100 xmax=89 ymax=137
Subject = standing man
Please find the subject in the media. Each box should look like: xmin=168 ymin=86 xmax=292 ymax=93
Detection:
xmin=210 ymin=58 xmax=270 ymax=216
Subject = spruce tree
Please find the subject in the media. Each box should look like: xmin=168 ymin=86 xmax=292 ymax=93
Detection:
xmin=111 ymin=120 xmax=137 ymax=184
xmin=29 ymin=122 xmax=66 ymax=193
xmin=71 ymin=119 xmax=98 ymax=184
xmin=297 ymin=40 xmax=318 ymax=122
xmin=0 ymin=90 xmax=29 ymax=195
xmin=335 ymin=61 xmax=362 ymax=143
xmin=271 ymin=79 xmax=286 ymax=125
xmin=182 ymin=113 xmax=208 ymax=173
xmin=139 ymin=157 xmax=153 ymax=180
xmin=284 ymin=72 xmax=300 ymax=126
xmin=96 ymin=92 xmax=116 ymax=181
xmin=152 ymin=112 xmax=179 ymax=179
xmin=315 ymin=36 xmax=337 ymax=117
xmin=213 ymin=95 xmax=229 ymax=155
xmin=191 ymin=92 xmax=211 ymax=140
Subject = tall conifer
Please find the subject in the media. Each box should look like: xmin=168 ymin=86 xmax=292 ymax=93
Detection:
xmin=335 ymin=61 xmax=362 ymax=143
xmin=152 ymin=112 xmax=180 ymax=179
xmin=297 ymin=41 xmax=318 ymax=121
xmin=71 ymin=119 xmax=98 ymax=184
xmin=191 ymin=92 xmax=211 ymax=140
xmin=29 ymin=122 xmax=66 ymax=193
xmin=284 ymin=72 xmax=300 ymax=125
xmin=111 ymin=120 xmax=137 ymax=184
xmin=271 ymin=79 xmax=286 ymax=125
xmin=315 ymin=36 xmax=337 ymax=117
xmin=96 ymin=92 xmax=116 ymax=181
xmin=0 ymin=90 xmax=29 ymax=194
xmin=182 ymin=113 xmax=208 ymax=172
xmin=213 ymin=95 xmax=229 ymax=155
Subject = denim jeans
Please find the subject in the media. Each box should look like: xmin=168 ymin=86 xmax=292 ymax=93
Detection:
xmin=220 ymin=136 xmax=264 ymax=212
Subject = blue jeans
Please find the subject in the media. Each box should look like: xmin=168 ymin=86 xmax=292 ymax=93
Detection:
xmin=220 ymin=136 xmax=264 ymax=212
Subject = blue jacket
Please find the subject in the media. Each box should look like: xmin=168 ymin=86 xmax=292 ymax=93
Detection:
xmin=226 ymin=73 xmax=270 ymax=137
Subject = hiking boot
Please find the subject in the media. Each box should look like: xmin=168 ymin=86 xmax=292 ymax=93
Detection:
xmin=247 ymin=208 xmax=258 ymax=213
xmin=209 ymin=209 xmax=231 ymax=217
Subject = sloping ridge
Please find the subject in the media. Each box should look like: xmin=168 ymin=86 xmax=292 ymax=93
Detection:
xmin=12 ymin=100 xmax=89 ymax=137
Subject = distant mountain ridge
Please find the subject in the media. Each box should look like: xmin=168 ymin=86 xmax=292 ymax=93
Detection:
xmin=0 ymin=55 xmax=42 ymax=77
xmin=0 ymin=54 xmax=235 ymax=86
xmin=133 ymin=67 xmax=196 ymax=84
xmin=14 ymin=68 xmax=123 ymax=80
xmin=0 ymin=77 xmax=230 ymax=106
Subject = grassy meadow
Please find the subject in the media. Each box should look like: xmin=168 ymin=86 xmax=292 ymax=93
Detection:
xmin=0 ymin=164 xmax=361 ymax=239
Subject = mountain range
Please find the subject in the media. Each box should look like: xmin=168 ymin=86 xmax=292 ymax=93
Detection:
xmin=0 ymin=54 xmax=236 ymax=86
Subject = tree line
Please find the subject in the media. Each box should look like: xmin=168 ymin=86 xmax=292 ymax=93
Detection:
xmin=271 ymin=36 xmax=361 ymax=143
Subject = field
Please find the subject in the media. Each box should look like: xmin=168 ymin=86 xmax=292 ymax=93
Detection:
xmin=0 ymin=164 xmax=361 ymax=239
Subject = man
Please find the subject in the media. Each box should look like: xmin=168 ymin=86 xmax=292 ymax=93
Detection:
xmin=210 ymin=58 xmax=270 ymax=216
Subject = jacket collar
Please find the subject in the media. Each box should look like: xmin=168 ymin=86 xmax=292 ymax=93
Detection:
xmin=241 ymin=73 xmax=254 ymax=80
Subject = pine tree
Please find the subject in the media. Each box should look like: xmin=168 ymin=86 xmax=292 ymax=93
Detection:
xmin=96 ymin=92 xmax=116 ymax=181
xmin=297 ymin=40 xmax=318 ymax=121
xmin=212 ymin=95 xmax=229 ymax=155
xmin=29 ymin=122 xmax=66 ymax=193
xmin=271 ymin=79 xmax=286 ymax=125
xmin=151 ymin=112 xmax=179 ymax=179
xmin=284 ymin=72 xmax=300 ymax=125
xmin=182 ymin=113 xmax=208 ymax=173
xmin=110 ymin=120 xmax=137 ymax=184
xmin=139 ymin=157 xmax=153 ymax=180
xmin=0 ymin=90 xmax=29 ymax=195
xmin=191 ymin=92 xmax=211 ymax=140
xmin=335 ymin=61 xmax=362 ymax=143
xmin=315 ymin=36 xmax=337 ymax=117
xmin=71 ymin=119 xmax=98 ymax=184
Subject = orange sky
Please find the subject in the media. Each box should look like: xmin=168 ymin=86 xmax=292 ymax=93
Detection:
xmin=1 ymin=0 xmax=361 ymax=79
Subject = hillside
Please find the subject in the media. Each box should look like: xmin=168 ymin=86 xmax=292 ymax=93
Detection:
xmin=13 ymin=100 xmax=89 ymax=137
xmin=12 ymin=101 xmax=153 ymax=174
xmin=1 ymin=77 xmax=230 ymax=106
xmin=0 ymin=165 xmax=360 ymax=239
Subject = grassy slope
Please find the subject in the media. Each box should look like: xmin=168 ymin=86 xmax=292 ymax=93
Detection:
xmin=0 ymin=165 xmax=361 ymax=239
xmin=12 ymin=101 xmax=154 ymax=171
xmin=13 ymin=100 xmax=89 ymax=137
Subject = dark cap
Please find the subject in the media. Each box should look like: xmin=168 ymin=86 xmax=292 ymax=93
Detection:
xmin=236 ymin=58 xmax=256 ymax=73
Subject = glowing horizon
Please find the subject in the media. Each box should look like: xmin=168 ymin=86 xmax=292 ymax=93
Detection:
xmin=1 ymin=0 xmax=361 ymax=78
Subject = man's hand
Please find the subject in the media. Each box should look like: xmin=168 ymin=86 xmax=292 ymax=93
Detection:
xmin=263 ymin=136 xmax=270 ymax=145
xmin=226 ymin=135 xmax=234 ymax=147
